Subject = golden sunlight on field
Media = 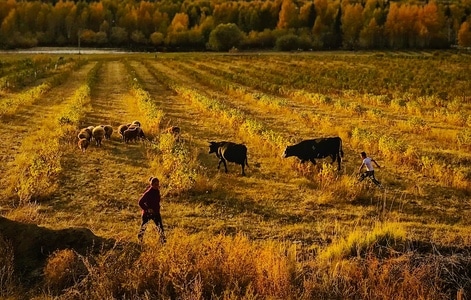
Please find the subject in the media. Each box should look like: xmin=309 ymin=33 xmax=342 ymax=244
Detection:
xmin=0 ymin=51 xmax=470 ymax=299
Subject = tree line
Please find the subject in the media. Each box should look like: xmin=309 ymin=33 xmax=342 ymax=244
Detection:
xmin=1 ymin=0 xmax=471 ymax=51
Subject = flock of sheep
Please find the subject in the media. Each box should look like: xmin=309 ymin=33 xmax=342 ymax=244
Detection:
xmin=77 ymin=121 xmax=181 ymax=153
xmin=77 ymin=120 xmax=142 ymax=152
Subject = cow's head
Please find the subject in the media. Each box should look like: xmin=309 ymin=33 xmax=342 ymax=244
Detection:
xmin=281 ymin=145 xmax=293 ymax=158
xmin=208 ymin=141 xmax=219 ymax=154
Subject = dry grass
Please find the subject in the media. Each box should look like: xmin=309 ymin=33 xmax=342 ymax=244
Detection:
xmin=0 ymin=235 xmax=16 ymax=298
xmin=33 ymin=229 xmax=471 ymax=300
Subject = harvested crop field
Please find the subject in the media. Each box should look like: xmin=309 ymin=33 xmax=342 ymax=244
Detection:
xmin=1 ymin=51 xmax=470 ymax=299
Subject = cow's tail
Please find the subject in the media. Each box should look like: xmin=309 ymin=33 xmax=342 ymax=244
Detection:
xmin=339 ymin=138 xmax=344 ymax=158
xmin=244 ymin=146 xmax=249 ymax=167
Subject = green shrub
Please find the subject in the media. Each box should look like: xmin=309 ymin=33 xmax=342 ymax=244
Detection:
xmin=275 ymin=34 xmax=302 ymax=51
xmin=207 ymin=23 xmax=244 ymax=51
xmin=378 ymin=134 xmax=406 ymax=162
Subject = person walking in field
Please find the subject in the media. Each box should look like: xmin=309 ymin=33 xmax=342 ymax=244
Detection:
xmin=138 ymin=176 xmax=166 ymax=243
xmin=358 ymin=151 xmax=383 ymax=188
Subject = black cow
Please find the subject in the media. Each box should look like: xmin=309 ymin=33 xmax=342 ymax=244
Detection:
xmin=208 ymin=141 xmax=249 ymax=175
xmin=282 ymin=137 xmax=344 ymax=170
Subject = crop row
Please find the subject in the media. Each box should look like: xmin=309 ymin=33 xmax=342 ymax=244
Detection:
xmin=203 ymin=60 xmax=470 ymax=140
xmin=202 ymin=54 xmax=471 ymax=116
xmin=216 ymin=53 xmax=471 ymax=103
xmin=176 ymin=61 xmax=289 ymax=109
xmin=125 ymin=61 xmax=210 ymax=196
xmin=149 ymin=58 xmax=471 ymax=190
xmin=207 ymin=59 xmax=471 ymax=129
xmin=186 ymin=58 xmax=470 ymax=142
xmin=7 ymin=62 xmax=99 ymax=204
xmin=0 ymin=57 xmax=72 ymax=91
xmin=123 ymin=60 xmax=164 ymax=134
xmin=199 ymin=59 xmax=471 ymax=158
xmin=145 ymin=60 xmax=289 ymax=151
xmin=0 ymin=60 xmax=85 ymax=119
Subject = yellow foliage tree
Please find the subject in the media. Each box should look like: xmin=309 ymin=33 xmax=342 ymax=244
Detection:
xmin=458 ymin=20 xmax=471 ymax=47
xmin=277 ymin=0 xmax=298 ymax=29
xmin=417 ymin=1 xmax=446 ymax=48
xmin=89 ymin=2 xmax=104 ymax=32
xmin=341 ymin=3 xmax=363 ymax=49
xmin=0 ymin=8 xmax=17 ymax=39
xmin=137 ymin=1 xmax=154 ymax=36
xmin=385 ymin=3 xmax=420 ymax=48
xmin=359 ymin=18 xmax=382 ymax=49
xmin=169 ymin=12 xmax=189 ymax=32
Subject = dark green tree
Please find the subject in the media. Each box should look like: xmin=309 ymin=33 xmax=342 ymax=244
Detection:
xmin=275 ymin=33 xmax=301 ymax=50
xmin=207 ymin=23 xmax=244 ymax=51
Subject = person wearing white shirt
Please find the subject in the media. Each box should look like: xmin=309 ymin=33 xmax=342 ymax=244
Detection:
xmin=358 ymin=151 xmax=382 ymax=187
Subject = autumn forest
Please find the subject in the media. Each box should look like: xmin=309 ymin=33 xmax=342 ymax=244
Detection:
xmin=1 ymin=0 xmax=471 ymax=51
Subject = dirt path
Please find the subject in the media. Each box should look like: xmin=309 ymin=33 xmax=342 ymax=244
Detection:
xmin=0 ymin=63 xmax=96 ymax=202
xmin=47 ymin=61 xmax=151 ymax=237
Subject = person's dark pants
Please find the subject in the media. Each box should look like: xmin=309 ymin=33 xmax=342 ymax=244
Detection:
xmin=138 ymin=213 xmax=165 ymax=242
xmin=359 ymin=170 xmax=381 ymax=186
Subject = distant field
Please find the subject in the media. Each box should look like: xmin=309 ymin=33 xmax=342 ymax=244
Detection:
xmin=0 ymin=51 xmax=470 ymax=299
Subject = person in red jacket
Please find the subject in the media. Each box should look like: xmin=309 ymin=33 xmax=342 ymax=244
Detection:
xmin=138 ymin=177 xmax=166 ymax=243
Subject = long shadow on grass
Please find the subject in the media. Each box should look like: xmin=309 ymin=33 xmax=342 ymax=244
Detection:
xmin=99 ymin=138 xmax=149 ymax=168
xmin=0 ymin=216 xmax=115 ymax=285
xmin=61 ymin=138 xmax=148 ymax=179
xmin=185 ymin=181 xmax=314 ymax=225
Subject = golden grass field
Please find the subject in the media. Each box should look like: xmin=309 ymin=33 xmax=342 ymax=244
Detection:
xmin=0 ymin=50 xmax=470 ymax=299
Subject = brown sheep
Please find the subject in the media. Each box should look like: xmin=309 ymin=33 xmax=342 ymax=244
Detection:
xmin=165 ymin=126 xmax=181 ymax=141
xmin=100 ymin=125 xmax=113 ymax=139
xmin=78 ymin=128 xmax=92 ymax=142
xmin=165 ymin=126 xmax=180 ymax=135
xmin=131 ymin=120 xmax=141 ymax=127
xmin=92 ymin=126 xmax=106 ymax=146
xmin=123 ymin=127 xmax=145 ymax=143
xmin=78 ymin=138 xmax=90 ymax=153
xmin=123 ymin=127 xmax=139 ymax=143
xmin=86 ymin=126 xmax=95 ymax=141
xmin=118 ymin=123 xmax=132 ymax=140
